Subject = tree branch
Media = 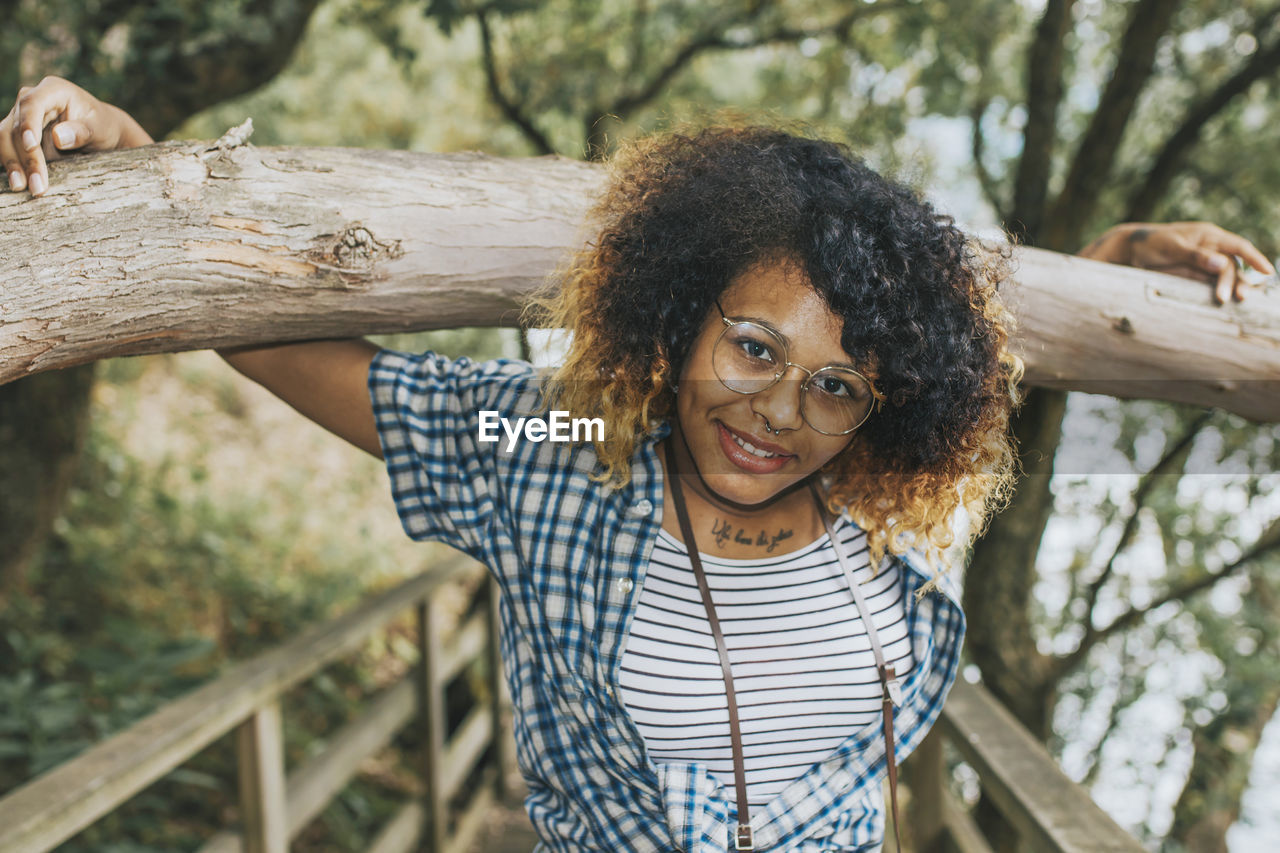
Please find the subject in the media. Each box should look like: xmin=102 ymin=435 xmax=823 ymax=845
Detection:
xmin=1009 ymin=0 xmax=1076 ymax=245
xmin=971 ymin=95 xmax=1008 ymax=223
xmin=1054 ymin=514 xmax=1280 ymax=678
xmin=1043 ymin=0 xmax=1183 ymax=251
xmin=607 ymin=2 xmax=906 ymax=121
xmin=1079 ymin=630 xmax=1148 ymax=788
xmin=1125 ymin=18 xmax=1280 ymax=220
xmin=476 ymin=10 xmax=557 ymax=156
xmin=1078 ymin=410 xmax=1211 ymax=627
xmin=5 ymin=149 xmax=1280 ymax=424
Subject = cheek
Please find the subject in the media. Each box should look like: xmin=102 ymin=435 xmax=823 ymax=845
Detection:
xmin=809 ymin=437 xmax=855 ymax=470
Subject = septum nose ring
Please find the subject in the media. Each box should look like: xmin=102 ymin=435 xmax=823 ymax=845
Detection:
xmin=762 ymin=417 xmax=780 ymax=435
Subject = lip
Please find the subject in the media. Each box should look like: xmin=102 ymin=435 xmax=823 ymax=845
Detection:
xmin=715 ymin=421 xmax=795 ymax=474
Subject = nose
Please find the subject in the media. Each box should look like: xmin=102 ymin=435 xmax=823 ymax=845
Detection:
xmin=750 ymin=364 xmax=807 ymax=432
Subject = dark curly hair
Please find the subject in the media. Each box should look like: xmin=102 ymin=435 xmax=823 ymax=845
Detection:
xmin=532 ymin=125 xmax=1022 ymax=568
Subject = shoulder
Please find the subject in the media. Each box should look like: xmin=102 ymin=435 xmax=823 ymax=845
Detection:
xmin=839 ymin=513 xmax=964 ymax=620
xmin=369 ymin=350 xmax=548 ymax=418
xmin=370 ymin=349 xmax=541 ymax=392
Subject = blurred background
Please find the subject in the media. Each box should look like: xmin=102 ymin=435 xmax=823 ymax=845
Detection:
xmin=1 ymin=0 xmax=1278 ymax=850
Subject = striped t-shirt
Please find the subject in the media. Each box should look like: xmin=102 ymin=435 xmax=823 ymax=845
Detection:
xmin=619 ymin=518 xmax=914 ymax=808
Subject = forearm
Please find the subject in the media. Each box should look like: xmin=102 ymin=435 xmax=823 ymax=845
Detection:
xmin=218 ymin=339 xmax=383 ymax=458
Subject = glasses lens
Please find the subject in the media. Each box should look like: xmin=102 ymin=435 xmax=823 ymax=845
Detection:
xmin=802 ymin=367 xmax=874 ymax=434
xmin=713 ymin=322 xmax=786 ymax=393
xmin=712 ymin=321 xmax=875 ymax=435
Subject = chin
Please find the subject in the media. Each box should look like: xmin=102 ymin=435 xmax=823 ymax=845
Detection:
xmin=698 ymin=459 xmax=812 ymax=509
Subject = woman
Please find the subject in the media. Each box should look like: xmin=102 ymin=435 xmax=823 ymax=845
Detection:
xmin=3 ymin=79 xmax=1273 ymax=852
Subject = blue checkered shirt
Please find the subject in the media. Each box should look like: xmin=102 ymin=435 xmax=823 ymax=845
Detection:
xmin=369 ymin=349 xmax=965 ymax=853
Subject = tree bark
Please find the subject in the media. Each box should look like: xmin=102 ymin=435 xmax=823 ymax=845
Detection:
xmin=4 ymin=141 xmax=1280 ymax=417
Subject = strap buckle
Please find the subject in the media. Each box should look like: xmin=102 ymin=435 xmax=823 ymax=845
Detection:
xmin=886 ymin=676 xmax=903 ymax=707
xmin=881 ymin=664 xmax=902 ymax=707
xmin=735 ymin=824 xmax=754 ymax=851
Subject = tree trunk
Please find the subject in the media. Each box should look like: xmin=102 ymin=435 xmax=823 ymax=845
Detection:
xmin=2 ymin=0 xmax=327 ymax=597
xmin=0 ymin=364 xmax=95 ymax=596
xmin=4 ymin=142 xmax=1279 ymax=416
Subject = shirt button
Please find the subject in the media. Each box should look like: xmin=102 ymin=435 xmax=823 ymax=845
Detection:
xmin=617 ymin=577 xmax=635 ymax=595
xmin=628 ymin=499 xmax=654 ymax=517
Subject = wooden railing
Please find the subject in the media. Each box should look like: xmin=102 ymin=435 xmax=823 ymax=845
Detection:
xmin=0 ymin=548 xmax=1148 ymax=853
xmin=907 ymin=679 xmax=1146 ymax=853
xmin=0 ymin=553 xmax=513 ymax=853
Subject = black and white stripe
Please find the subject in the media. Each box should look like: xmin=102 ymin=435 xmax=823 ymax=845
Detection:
xmin=619 ymin=519 xmax=913 ymax=807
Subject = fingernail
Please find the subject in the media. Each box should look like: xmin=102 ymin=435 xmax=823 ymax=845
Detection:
xmin=21 ymin=129 xmax=38 ymax=150
xmin=53 ymin=125 xmax=74 ymax=147
xmin=1206 ymin=256 xmax=1227 ymax=271
xmin=7 ymin=170 xmax=24 ymax=190
xmin=28 ymin=172 xmax=45 ymax=195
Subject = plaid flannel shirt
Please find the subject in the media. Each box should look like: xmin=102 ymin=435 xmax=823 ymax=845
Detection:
xmin=369 ymin=349 xmax=965 ymax=853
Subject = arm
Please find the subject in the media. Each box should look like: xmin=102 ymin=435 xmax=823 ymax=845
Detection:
xmin=1078 ymin=221 xmax=1276 ymax=305
xmin=3 ymin=77 xmax=384 ymax=458
xmin=219 ymin=340 xmax=383 ymax=458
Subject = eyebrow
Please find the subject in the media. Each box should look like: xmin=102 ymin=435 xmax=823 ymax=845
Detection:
xmin=731 ymin=313 xmax=861 ymax=371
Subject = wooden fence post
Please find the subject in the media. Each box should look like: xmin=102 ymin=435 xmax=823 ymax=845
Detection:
xmin=418 ymin=599 xmax=447 ymax=851
xmin=905 ymin=726 xmax=947 ymax=853
xmin=235 ymin=702 xmax=288 ymax=853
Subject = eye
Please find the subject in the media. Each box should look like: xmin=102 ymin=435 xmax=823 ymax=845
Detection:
xmin=812 ymin=375 xmax=855 ymax=398
xmin=737 ymin=338 xmax=775 ymax=362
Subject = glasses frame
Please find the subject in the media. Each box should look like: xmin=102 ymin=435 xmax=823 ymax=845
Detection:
xmin=712 ymin=301 xmax=883 ymax=436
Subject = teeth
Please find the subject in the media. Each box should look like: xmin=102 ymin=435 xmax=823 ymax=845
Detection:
xmin=732 ymin=433 xmax=777 ymax=458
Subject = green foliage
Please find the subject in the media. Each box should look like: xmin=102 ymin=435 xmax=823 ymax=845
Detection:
xmin=0 ymin=353 xmax=446 ymax=849
xmin=1042 ymin=397 xmax=1280 ymax=840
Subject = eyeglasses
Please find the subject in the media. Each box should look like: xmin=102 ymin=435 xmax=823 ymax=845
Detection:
xmin=711 ymin=301 xmax=882 ymax=435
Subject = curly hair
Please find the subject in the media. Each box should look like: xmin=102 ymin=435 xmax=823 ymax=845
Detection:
xmin=529 ymin=125 xmax=1023 ymax=571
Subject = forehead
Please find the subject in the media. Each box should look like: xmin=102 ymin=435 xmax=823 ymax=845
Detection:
xmin=718 ymin=259 xmax=847 ymax=357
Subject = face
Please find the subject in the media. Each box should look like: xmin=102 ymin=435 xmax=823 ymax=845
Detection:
xmin=673 ymin=258 xmax=866 ymax=508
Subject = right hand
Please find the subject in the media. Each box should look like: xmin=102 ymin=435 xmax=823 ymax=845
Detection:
xmin=1 ymin=76 xmax=153 ymax=198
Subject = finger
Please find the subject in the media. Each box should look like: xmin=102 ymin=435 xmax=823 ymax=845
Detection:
xmin=20 ymin=132 xmax=48 ymax=196
xmin=1190 ymin=247 xmax=1231 ymax=278
xmin=1 ymin=108 xmax=25 ymax=192
xmin=48 ymin=119 xmax=93 ymax=152
xmin=1203 ymin=228 xmax=1275 ymax=275
xmin=1214 ymin=260 xmax=1233 ymax=306
xmin=13 ymin=99 xmax=50 ymax=196
xmin=15 ymin=83 xmax=75 ymax=196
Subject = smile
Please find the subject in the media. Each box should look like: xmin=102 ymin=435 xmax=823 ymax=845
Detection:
xmin=714 ymin=422 xmax=794 ymax=474
xmin=731 ymin=433 xmax=778 ymax=458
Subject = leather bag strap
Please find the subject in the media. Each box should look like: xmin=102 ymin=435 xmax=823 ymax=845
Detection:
xmin=661 ymin=439 xmax=902 ymax=852
xmin=663 ymin=441 xmax=755 ymax=851
xmin=810 ymin=484 xmax=902 ymax=853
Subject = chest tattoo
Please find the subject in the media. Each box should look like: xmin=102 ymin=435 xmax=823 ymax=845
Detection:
xmin=710 ymin=517 xmax=795 ymax=553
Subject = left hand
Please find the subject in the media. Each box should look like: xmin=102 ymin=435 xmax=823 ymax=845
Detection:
xmin=1078 ymin=222 xmax=1276 ymax=305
